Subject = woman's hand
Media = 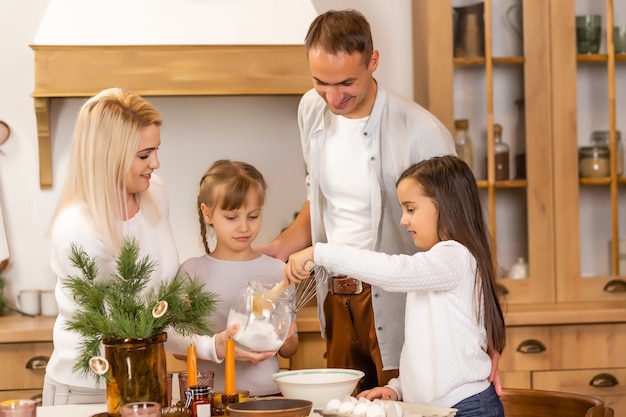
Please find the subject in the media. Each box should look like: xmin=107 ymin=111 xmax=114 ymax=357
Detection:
xmin=284 ymin=246 xmax=315 ymax=284
xmin=215 ymin=323 xmax=276 ymax=365
xmin=356 ymin=386 xmax=398 ymax=402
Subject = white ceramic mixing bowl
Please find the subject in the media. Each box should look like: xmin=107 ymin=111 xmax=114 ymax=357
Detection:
xmin=272 ymin=368 xmax=364 ymax=410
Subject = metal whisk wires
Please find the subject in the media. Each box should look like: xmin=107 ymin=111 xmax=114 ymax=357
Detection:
xmin=294 ymin=264 xmax=329 ymax=312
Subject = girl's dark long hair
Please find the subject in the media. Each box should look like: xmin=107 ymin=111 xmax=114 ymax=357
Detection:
xmin=398 ymin=155 xmax=506 ymax=353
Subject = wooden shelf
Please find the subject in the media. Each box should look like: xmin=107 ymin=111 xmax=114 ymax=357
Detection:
xmin=577 ymin=53 xmax=626 ymax=62
xmin=454 ymin=56 xmax=525 ymax=67
xmin=30 ymin=44 xmax=311 ymax=189
xmin=476 ymin=179 xmax=528 ymax=188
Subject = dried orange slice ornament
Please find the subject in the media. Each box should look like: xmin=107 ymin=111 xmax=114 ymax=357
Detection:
xmin=89 ymin=356 xmax=109 ymax=375
xmin=152 ymin=300 xmax=168 ymax=318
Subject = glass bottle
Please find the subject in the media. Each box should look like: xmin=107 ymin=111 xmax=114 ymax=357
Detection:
xmin=514 ymin=99 xmax=526 ymax=179
xmin=493 ymin=124 xmax=510 ymax=181
xmin=185 ymin=385 xmax=212 ymax=417
xmin=454 ymin=119 xmax=474 ymax=171
xmin=591 ymin=130 xmax=623 ymax=176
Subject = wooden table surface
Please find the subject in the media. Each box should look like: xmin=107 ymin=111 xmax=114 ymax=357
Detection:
xmin=0 ymin=314 xmax=55 ymax=343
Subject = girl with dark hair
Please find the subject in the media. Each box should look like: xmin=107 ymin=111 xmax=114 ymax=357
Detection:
xmin=284 ymin=155 xmax=505 ymax=417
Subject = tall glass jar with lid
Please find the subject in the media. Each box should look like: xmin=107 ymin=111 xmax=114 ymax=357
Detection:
xmin=454 ymin=119 xmax=473 ymax=171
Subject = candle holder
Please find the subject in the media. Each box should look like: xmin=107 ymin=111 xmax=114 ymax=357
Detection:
xmin=212 ymin=390 xmax=249 ymax=416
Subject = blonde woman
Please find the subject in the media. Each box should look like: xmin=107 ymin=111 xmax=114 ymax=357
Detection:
xmin=43 ymin=88 xmax=179 ymax=405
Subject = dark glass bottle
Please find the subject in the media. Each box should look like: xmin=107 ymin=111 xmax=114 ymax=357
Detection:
xmin=493 ymin=124 xmax=510 ymax=181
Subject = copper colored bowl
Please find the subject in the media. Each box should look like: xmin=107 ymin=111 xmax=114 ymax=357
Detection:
xmin=227 ymin=398 xmax=312 ymax=417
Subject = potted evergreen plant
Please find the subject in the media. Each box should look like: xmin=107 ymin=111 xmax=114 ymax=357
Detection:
xmin=65 ymin=238 xmax=218 ymax=415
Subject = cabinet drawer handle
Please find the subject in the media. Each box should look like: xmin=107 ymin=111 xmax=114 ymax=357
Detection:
xmin=603 ymin=279 xmax=626 ymax=293
xmin=589 ymin=373 xmax=619 ymax=388
xmin=516 ymin=339 xmax=546 ymax=354
xmin=26 ymin=355 xmax=50 ymax=370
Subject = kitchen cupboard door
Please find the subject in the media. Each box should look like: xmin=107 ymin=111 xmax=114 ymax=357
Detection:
xmin=412 ymin=0 xmax=555 ymax=305
xmin=553 ymin=0 xmax=626 ymax=303
xmin=288 ymin=332 xmax=326 ymax=370
xmin=0 ymin=342 xmax=51 ymax=390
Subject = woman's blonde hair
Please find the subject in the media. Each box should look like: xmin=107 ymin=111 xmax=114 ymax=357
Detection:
xmin=197 ymin=160 xmax=267 ymax=254
xmin=50 ymin=88 xmax=163 ymax=250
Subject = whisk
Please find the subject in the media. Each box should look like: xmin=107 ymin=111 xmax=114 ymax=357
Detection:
xmin=294 ymin=263 xmax=329 ymax=312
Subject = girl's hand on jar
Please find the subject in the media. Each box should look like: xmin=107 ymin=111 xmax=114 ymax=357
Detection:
xmin=216 ymin=324 xmax=275 ymax=364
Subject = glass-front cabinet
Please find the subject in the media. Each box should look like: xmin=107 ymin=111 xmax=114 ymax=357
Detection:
xmin=556 ymin=0 xmax=626 ymax=302
xmin=412 ymin=0 xmax=556 ymax=305
xmin=412 ymin=0 xmax=626 ymax=306
xmin=412 ymin=0 xmax=626 ymax=411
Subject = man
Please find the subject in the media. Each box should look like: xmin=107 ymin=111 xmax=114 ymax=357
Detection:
xmin=259 ymin=9 xmax=467 ymax=391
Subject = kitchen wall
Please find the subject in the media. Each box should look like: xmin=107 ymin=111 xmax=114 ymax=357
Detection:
xmin=0 ymin=0 xmax=413 ymax=298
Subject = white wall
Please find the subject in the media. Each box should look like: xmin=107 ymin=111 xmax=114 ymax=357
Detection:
xmin=0 ymin=0 xmax=413 ymax=300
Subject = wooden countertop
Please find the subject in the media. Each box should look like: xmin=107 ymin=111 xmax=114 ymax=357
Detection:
xmin=0 ymin=314 xmax=55 ymax=343
xmin=504 ymin=301 xmax=626 ymax=326
xmin=2 ymin=301 xmax=625 ymax=343
xmin=296 ymin=301 xmax=626 ymax=333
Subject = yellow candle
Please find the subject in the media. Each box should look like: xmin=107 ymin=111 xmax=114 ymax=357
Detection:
xmin=225 ymin=338 xmax=236 ymax=394
xmin=187 ymin=343 xmax=198 ymax=387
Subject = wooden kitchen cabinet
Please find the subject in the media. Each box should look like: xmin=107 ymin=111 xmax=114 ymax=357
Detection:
xmin=412 ymin=0 xmax=626 ymax=414
xmin=0 ymin=316 xmax=55 ymax=403
xmin=285 ymin=305 xmax=326 ymax=370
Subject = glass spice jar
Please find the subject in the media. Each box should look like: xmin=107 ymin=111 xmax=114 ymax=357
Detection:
xmin=185 ymin=385 xmax=212 ymax=417
xmin=591 ymin=130 xmax=623 ymax=176
xmin=579 ymin=145 xmax=610 ymax=178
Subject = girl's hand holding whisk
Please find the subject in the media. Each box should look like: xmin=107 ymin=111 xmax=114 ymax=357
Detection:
xmin=284 ymin=246 xmax=315 ymax=284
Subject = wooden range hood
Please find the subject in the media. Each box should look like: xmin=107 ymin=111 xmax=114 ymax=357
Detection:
xmin=31 ymin=44 xmax=310 ymax=189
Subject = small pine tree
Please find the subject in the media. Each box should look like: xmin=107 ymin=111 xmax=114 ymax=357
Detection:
xmin=64 ymin=237 xmax=218 ymax=381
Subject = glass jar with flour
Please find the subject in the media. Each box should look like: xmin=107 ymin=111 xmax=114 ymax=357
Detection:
xmin=227 ymin=276 xmax=295 ymax=352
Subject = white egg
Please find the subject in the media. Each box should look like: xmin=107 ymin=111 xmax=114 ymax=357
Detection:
xmin=365 ymin=403 xmax=386 ymax=417
xmin=338 ymin=399 xmax=357 ymax=414
xmin=323 ymin=398 xmax=342 ymax=414
xmin=352 ymin=401 xmax=371 ymax=416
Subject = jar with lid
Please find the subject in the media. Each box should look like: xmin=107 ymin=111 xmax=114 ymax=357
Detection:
xmin=227 ymin=275 xmax=295 ymax=352
xmin=493 ymin=124 xmax=510 ymax=180
xmin=454 ymin=119 xmax=474 ymax=171
xmin=579 ymin=145 xmax=610 ymax=178
xmin=185 ymin=385 xmax=212 ymax=417
xmin=591 ymin=130 xmax=623 ymax=176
